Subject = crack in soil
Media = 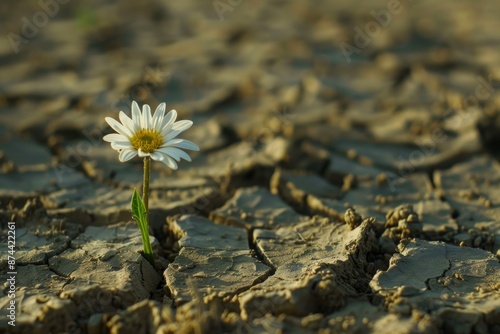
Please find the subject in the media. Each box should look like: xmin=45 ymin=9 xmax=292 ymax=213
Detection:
xmin=424 ymin=245 xmax=452 ymax=291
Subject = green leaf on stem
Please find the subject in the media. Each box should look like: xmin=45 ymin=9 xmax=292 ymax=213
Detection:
xmin=130 ymin=188 xmax=155 ymax=267
xmin=131 ymin=188 xmax=147 ymax=222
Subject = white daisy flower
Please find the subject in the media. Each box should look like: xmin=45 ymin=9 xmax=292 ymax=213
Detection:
xmin=103 ymin=101 xmax=199 ymax=169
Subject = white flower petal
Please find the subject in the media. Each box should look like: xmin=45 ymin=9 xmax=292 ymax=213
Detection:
xmin=163 ymin=129 xmax=182 ymax=142
xmin=131 ymin=101 xmax=141 ymax=129
xmin=103 ymin=133 xmax=128 ymax=143
xmin=171 ymin=120 xmax=193 ymax=132
xmin=119 ymin=111 xmax=137 ymax=132
xmin=105 ymin=117 xmax=133 ymax=137
xmin=162 ymin=138 xmax=200 ymax=151
xmin=158 ymin=154 xmax=178 ymax=170
xmin=152 ymin=103 xmax=166 ymax=130
xmin=160 ymin=124 xmax=174 ymax=137
xmin=150 ymin=151 xmax=164 ymax=161
xmin=137 ymin=148 xmax=150 ymax=157
xmin=111 ymin=141 xmax=134 ymax=150
xmin=160 ymin=109 xmax=177 ymax=131
xmin=160 ymin=122 xmax=192 ymax=140
xmin=119 ymin=149 xmax=137 ymax=162
xmin=157 ymin=147 xmax=192 ymax=162
xmin=141 ymin=104 xmax=152 ymax=129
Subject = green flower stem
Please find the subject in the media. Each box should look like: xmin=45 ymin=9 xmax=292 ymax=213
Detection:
xmin=143 ymin=156 xmax=151 ymax=210
xmin=141 ymin=156 xmax=154 ymax=265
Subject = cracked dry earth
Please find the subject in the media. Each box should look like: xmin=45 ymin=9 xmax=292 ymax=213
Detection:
xmin=1 ymin=0 xmax=500 ymax=333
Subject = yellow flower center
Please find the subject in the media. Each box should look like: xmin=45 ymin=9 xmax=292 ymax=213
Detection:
xmin=130 ymin=129 xmax=164 ymax=153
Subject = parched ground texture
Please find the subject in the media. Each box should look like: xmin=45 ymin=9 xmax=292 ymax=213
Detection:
xmin=1 ymin=0 xmax=500 ymax=333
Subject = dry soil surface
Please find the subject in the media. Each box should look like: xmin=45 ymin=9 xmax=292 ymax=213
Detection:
xmin=1 ymin=0 xmax=500 ymax=333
